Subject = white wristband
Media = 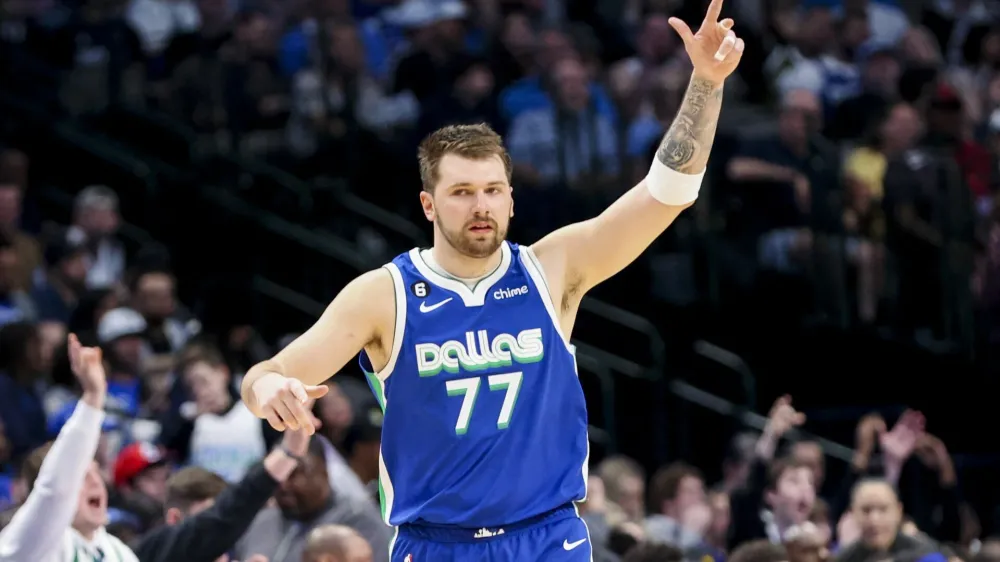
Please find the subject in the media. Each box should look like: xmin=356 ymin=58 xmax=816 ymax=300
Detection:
xmin=645 ymin=158 xmax=705 ymax=205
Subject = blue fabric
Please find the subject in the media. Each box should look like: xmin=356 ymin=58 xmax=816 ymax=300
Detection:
xmin=391 ymin=508 xmax=592 ymax=561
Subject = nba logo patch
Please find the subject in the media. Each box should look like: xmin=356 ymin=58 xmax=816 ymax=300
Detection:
xmin=404 ymin=555 xmax=413 ymax=562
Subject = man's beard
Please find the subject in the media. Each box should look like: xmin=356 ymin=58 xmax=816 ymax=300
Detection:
xmin=438 ymin=216 xmax=507 ymax=259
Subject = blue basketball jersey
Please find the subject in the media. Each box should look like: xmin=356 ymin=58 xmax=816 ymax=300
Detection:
xmin=359 ymin=241 xmax=589 ymax=528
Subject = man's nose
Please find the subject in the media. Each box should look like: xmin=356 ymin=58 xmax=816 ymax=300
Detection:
xmin=472 ymin=191 xmax=490 ymax=211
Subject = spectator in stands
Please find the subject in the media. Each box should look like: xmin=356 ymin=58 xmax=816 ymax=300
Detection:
xmin=67 ymin=186 xmax=125 ymax=290
xmin=162 ymin=344 xmax=269 ymax=482
xmin=97 ymin=307 xmax=149 ymax=419
xmin=135 ymin=421 xmax=315 ymax=562
xmin=130 ymin=269 xmax=196 ymax=353
xmin=341 ymin=401 xmax=383 ymax=505
xmin=0 ymin=182 xmax=40 ymax=292
xmin=0 ymin=322 xmax=48 ymax=461
xmin=508 ymin=55 xmax=620 ymax=190
xmin=788 ymin=439 xmax=826 ymax=495
xmin=835 ymin=479 xmax=938 ymax=562
xmin=0 ymin=334 xmax=139 ymax=562
xmin=596 ymin=455 xmax=646 ymax=524
xmin=645 ymin=462 xmax=708 ymax=549
xmin=234 ymin=438 xmax=391 ymax=562
xmin=302 ymin=524 xmax=374 ymax=562
xmin=726 ymin=89 xmax=835 ymax=273
xmin=111 ymin=441 xmax=169 ymax=531
xmin=287 ymin=19 xmax=419 ymax=161
xmin=729 ymin=397 xmax=814 ymax=548
xmin=32 ymin=230 xmax=90 ymax=326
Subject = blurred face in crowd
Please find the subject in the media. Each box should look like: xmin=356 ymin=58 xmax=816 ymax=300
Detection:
xmin=538 ymin=29 xmax=574 ymax=72
xmin=880 ymin=104 xmax=923 ymax=152
xmin=276 ymin=453 xmax=331 ymax=520
xmin=779 ymin=90 xmax=822 ymax=146
xmin=796 ymin=8 xmax=835 ymax=55
xmin=455 ymin=63 xmax=494 ymax=102
xmin=0 ymin=184 xmax=22 ymax=230
xmin=133 ymin=464 xmax=170 ymax=502
xmin=77 ymin=202 xmax=120 ymax=238
xmin=612 ymin=472 xmax=645 ymax=521
xmin=668 ymin=474 xmax=706 ymax=518
xmin=637 ymin=14 xmax=676 ymax=64
xmin=134 ymin=272 xmax=176 ymax=322
xmin=554 ymin=57 xmax=590 ymax=112
xmin=862 ymin=52 xmax=901 ymax=97
xmin=73 ymin=461 xmax=109 ymax=537
xmin=57 ymin=250 xmax=91 ymax=292
xmin=329 ymin=24 xmax=365 ymax=74
xmin=790 ymin=441 xmax=825 ymax=490
xmin=421 ymin=153 xmax=512 ymax=259
xmin=111 ymin=334 xmax=146 ymax=373
xmin=237 ymin=13 xmax=274 ymax=56
xmin=37 ymin=321 xmax=65 ymax=373
xmin=435 ymin=16 xmax=466 ymax=50
xmin=851 ymin=480 xmax=902 ymax=551
xmin=839 ymin=13 xmax=870 ymax=55
xmin=184 ymin=360 xmax=232 ymax=415
xmin=766 ymin=465 xmax=816 ymax=527
xmin=501 ymin=13 xmax=535 ymax=58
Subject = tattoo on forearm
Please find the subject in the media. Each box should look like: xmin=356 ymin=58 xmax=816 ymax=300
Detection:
xmin=656 ymin=77 xmax=724 ymax=174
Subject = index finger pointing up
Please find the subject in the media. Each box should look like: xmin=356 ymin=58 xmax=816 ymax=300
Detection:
xmin=702 ymin=0 xmax=725 ymax=27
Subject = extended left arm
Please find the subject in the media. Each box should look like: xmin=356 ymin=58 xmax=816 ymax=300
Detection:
xmin=532 ymin=74 xmax=724 ymax=295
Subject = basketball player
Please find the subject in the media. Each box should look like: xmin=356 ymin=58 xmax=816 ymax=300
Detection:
xmin=241 ymin=2 xmax=743 ymax=560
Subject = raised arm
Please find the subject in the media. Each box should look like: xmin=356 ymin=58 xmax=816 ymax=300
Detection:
xmin=531 ymin=0 xmax=743 ymax=298
xmin=0 ymin=336 xmax=106 ymax=562
xmin=240 ymin=268 xmax=395 ymax=433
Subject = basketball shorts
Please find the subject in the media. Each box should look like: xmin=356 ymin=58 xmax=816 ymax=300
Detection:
xmin=389 ymin=504 xmax=593 ymax=562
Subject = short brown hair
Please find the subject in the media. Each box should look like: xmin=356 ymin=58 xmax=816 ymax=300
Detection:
xmin=767 ymin=457 xmax=811 ymax=491
xmin=648 ymin=461 xmax=702 ymax=512
xmin=21 ymin=442 xmax=54 ymax=492
xmin=729 ymin=540 xmax=788 ymax=562
xmin=165 ymin=467 xmax=227 ymax=513
xmin=416 ymin=124 xmax=511 ymax=192
xmin=176 ymin=340 xmax=227 ymax=376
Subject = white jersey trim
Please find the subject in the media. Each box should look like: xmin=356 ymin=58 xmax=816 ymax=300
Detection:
xmin=518 ymin=246 xmax=573 ymax=354
xmin=408 ymin=242 xmax=512 ymax=307
xmin=375 ymin=263 xmax=407 ymax=386
xmin=372 ymin=263 xmax=405 ymax=525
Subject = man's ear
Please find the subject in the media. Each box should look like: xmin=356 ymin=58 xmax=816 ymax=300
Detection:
xmin=419 ymin=191 xmax=435 ymax=222
xmin=165 ymin=507 xmax=184 ymax=526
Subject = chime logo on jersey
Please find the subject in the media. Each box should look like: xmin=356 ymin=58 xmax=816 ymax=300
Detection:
xmin=415 ymin=328 xmax=545 ymax=376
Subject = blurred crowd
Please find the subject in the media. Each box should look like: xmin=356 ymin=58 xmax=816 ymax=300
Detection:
xmin=2 ymin=0 xmax=997 ymax=354
xmin=0 ymin=0 xmax=1000 ymax=560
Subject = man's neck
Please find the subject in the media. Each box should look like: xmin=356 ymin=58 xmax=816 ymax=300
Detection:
xmin=430 ymin=244 xmax=502 ymax=280
xmin=74 ymin=524 xmax=98 ymax=542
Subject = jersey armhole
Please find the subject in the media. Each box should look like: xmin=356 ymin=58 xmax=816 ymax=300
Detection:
xmin=361 ymin=263 xmax=407 ymax=410
xmin=519 ymin=246 xmax=573 ymax=352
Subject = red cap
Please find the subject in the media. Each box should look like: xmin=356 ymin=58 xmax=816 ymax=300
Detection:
xmin=113 ymin=442 xmax=165 ymax=487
